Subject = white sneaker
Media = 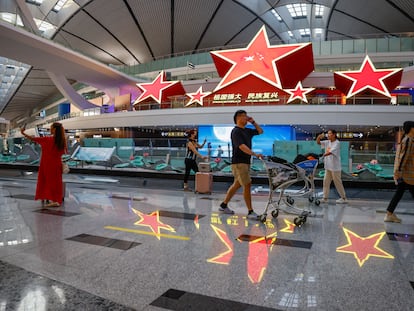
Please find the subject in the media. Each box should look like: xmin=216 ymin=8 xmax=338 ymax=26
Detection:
xmin=321 ymin=198 xmax=328 ymax=203
xmin=384 ymin=213 xmax=401 ymax=223
xmin=336 ymin=198 xmax=348 ymax=204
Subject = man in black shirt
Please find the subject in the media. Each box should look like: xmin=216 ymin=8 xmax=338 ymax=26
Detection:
xmin=219 ymin=110 xmax=263 ymax=219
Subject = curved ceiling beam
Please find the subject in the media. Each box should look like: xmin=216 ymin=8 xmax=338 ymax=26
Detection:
xmin=232 ymin=0 xmax=283 ymax=43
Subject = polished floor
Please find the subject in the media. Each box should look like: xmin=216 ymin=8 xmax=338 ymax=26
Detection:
xmin=0 ymin=170 xmax=413 ymax=310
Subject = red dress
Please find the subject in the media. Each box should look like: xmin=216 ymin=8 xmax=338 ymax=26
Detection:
xmin=32 ymin=136 xmax=65 ymax=204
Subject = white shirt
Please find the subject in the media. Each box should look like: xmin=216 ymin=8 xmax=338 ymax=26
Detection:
xmin=321 ymin=139 xmax=341 ymax=171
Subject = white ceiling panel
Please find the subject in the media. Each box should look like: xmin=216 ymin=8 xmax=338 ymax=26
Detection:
xmin=127 ymin=0 xmax=171 ymax=58
xmin=174 ymin=0 xmax=222 ymax=53
xmin=197 ymin=0 xmax=256 ymax=49
xmin=83 ymin=1 xmax=151 ymax=64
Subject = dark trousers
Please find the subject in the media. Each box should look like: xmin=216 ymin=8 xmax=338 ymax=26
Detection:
xmin=184 ymin=158 xmax=198 ymax=183
xmin=386 ymin=180 xmax=414 ymax=213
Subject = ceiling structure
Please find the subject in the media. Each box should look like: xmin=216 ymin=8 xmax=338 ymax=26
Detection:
xmin=0 ymin=0 xmax=414 ymax=127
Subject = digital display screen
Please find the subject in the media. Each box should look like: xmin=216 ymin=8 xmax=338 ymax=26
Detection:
xmin=198 ymin=125 xmax=295 ymax=156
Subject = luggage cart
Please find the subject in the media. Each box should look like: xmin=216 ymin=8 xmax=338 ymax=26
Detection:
xmin=259 ymin=158 xmax=319 ymax=226
xmin=291 ymin=159 xmax=321 ymax=206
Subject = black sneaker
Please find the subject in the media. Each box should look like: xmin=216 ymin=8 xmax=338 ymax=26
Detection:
xmin=219 ymin=202 xmax=235 ymax=214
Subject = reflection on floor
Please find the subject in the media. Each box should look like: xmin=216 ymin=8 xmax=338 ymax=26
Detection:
xmin=0 ymin=172 xmax=413 ymax=310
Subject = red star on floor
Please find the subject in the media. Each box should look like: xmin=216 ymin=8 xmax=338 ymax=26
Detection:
xmin=285 ymin=81 xmax=315 ymax=104
xmin=246 ymin=232 xmax=276 ymax=283
xmin=186 ymin=86 xmax=211 ymax=107
xmin=280 ymin=219 xmax=296 ymax=233
xmin=207 ymin=225 xmax=233 ymax=265
xmin=336 ymin=227 xmax=394 ymax=266
xmin=132 ymin=208 xmax=175 ymax=240
xmin=334 ymin=55 xmax=402 ymax=98
xmin=134 ymin=71 xmax=184 ymax=104
xmin=211 ymin=26 xmax=313 ymax=92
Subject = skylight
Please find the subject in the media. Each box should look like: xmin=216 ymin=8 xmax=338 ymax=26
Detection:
xmin=52 ymin=0 xmax=68 ymax=13
xmin=0 ymin=13 xmax=24 ymax=27
xmin=299 ymin=28 xmax=311 ymax=36
xmin=26 ymin=0 xmax=43 ymax=5
xmin=314 ymin=28 xmax=323 ymax=35
xmin=315 ymin=4 xmax=324 ymax=17
xmin=271 ymin=9 xmax=282 ymax=21
xmin=286 ymin=3 xmax=307 ymax=18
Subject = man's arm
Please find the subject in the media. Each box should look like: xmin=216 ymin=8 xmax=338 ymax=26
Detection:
xmin=316 ymin=133 xmax=324 ymax=145
xmin=239 ymin=144 xmax=263 ymax=159
xmin=247 ymin=116 xmax=263 ymax=134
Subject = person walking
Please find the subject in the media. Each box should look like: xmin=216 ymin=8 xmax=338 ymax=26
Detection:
xmin=183 ymin=129 xmax=207 ymax=191
xmin=219 ymin=110 xmax=263 ymax=219
xmin=316 ymin=129 xmax=348 ymax=204
xmin=384 ymin=121 xmax=414 ymax=223
xmin=20 ymin=122 xmax=67 ymax=207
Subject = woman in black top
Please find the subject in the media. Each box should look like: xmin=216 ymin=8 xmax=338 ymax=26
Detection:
xmin=183 ymin=129 xmax=207 ymax=191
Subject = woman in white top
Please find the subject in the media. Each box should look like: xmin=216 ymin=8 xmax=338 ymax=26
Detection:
xmin=316 ymin=129 xmax=348 ymax=204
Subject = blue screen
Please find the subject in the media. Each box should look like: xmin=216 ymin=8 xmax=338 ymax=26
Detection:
xmin=198 ymin=125 xmax=295 ymax=157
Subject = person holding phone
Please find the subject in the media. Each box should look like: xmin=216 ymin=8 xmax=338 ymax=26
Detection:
xmin=219 ymin=110 xmax=263 ymax=219
xmin=20 ymin=122 xmax=67 ymax=207
xmin=316 ymin=129 xmax=348 ymax=204
xmin=385 ymin=121 xmax=414 ymax=223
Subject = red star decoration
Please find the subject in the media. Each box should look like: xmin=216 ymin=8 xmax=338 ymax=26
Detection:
xmin=207 ymin=225 xmax=233 ymax=265
xmin=211 ymin=26 xmax=313 ymax=92
xmin=334 ymin=55 xmax=402 ymax=98
xmin=336 ymin=227 xmax=394 ymax=266
xmin=134 ymin=71 xmax=183 ymax=104
xmin=285 ymin=81 xmax=315 ymax=104
xmin=246 ymin=232 xmax=276 ymax=283
xmin=132 ymin=208 xmax=175 ymax=240
xmin=186 ymin=86 xmax=211 ymax=107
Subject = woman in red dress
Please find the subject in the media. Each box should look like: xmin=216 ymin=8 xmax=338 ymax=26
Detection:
xmin=21 ymin=122 xmax=67 ymax=207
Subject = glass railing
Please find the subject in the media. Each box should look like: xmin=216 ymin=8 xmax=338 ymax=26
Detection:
xmin=18 ymin=94 xmax=412 ymax=132
xmin=0 ymin=136 xmax=398 ymax=184
xmin=112 ymin=35 xmax=414 ymax=77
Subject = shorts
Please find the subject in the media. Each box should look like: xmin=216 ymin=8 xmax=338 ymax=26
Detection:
xmin=231 ymin=163 xmax=251 ymax=186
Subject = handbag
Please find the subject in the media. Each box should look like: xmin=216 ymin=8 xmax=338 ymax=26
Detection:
xmin=62 ymin=161 xmax=70 ymax=174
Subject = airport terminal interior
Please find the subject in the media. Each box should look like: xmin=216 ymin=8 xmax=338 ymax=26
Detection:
xmin=1 ymin=0 xmax=414 ymax=310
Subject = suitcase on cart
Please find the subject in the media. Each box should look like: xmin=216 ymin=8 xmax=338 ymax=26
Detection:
xmin=195 ymin=172 xmax=213 ymax=194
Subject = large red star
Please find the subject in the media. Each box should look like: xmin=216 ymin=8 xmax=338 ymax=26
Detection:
xmin=285 ymin=81 xmax=315 ymax=104
xmin=186 ymin=86 xmax=211 ymax=107
xmin=134 ymin=71 xmax=181 ymax=104
xmin=334 ymin=55 xmax=402 ymax=98
xmin=211 ymin=26 xmax=313 ymax=91
xmin=336 ymin=227 xmax=394 ymax=266
xmin=132 ymin=208 xmax=175 ymax=240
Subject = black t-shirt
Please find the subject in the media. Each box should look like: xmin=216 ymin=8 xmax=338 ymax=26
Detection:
xmin=231 ymin=126 xmax=259 ymax=164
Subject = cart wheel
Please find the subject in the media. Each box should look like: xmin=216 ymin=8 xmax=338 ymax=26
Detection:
xmin=294 ymin=217 xmax=305 ymax=227
xmin=260 ymin=214 xmax=267 ymax=223
xmin=271 ymin=209 xmax=279 ymax=218
xmin=308 ymin=196 xmax=314 ymax=202
xmin=315 ymin=199 xmax=320 ymax=206
xmin=287 ymin=197 xmax=294 ymax=205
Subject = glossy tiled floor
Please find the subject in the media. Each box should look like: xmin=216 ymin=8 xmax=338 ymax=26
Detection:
xmin=0 ymin=171 xmax=413 ymax=310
